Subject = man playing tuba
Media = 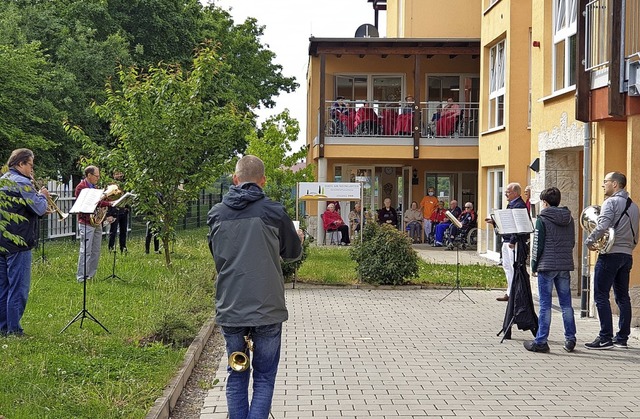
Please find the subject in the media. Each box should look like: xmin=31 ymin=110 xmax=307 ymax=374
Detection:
xmin=584 ymin=172 xmax=639 ymax=350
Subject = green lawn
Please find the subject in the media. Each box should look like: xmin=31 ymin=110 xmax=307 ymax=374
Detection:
xmin=1 ymin=229 xmax=504 ymax=418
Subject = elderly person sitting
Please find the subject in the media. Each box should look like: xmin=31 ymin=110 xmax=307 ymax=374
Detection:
xmin=404 ymin=201 xmax=423 ymax=243
xmin=322 ymin=203 xmax=350 ymax=246
xmin=348 ymin=203 xmax=362 ymax=235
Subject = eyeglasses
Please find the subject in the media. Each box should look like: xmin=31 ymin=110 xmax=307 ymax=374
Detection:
xmin=603 ymin=179 xmax=613 ymax=184
xmin=465 ymin=206 xmax=472 ymax=209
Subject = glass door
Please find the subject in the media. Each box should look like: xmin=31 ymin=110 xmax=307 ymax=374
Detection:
xmin=345 ymin=166 xmax=375 ymax=216
xmin=486 ymin=168 xmax=505 ymax=255
xmin=425 ymin=173 xmax=456 ymax=207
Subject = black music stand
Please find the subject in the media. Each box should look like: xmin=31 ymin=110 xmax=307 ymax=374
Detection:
xmin=100 ymin=192 xmax=135 ymax=282
xmin=61 ymin=188 xmax=109 ymax=334
xmin=102 ymin=248 xmax=123 ymax=281
xmin=440 ymin=211 xmax=474 ymax=303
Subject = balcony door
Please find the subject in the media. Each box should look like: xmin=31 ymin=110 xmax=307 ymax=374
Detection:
xmin=486 ymin=168 xmax=505 ymax=256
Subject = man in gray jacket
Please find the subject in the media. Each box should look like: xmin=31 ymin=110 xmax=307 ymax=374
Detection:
xmin=585 ymin=171 xmax=639 ymax=350
xmin=208 ymin=155 xmax=303 ymax=418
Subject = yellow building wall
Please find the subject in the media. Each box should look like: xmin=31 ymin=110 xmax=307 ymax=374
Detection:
xmin=387 ymin=0 xmax=482 ymax=39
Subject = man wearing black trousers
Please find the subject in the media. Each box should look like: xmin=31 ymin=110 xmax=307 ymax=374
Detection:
xmin=107 ymin=171 xmax=129 ymax=253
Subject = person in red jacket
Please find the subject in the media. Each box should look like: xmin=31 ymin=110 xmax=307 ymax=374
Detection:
xmin=322 ymin=203 xmax=350 ymax=246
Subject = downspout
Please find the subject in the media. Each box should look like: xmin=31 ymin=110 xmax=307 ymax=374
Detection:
xmin=580 ymin=122 xmax=591 ymax=317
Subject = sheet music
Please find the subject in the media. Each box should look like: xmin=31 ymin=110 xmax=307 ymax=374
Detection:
xmin=111 ymin=192 xmax=137 ymax=208
xmin=492 ymin=208 xmax=533 ymax=234
xmin=69 ymin=188 xmax=104 ymax=214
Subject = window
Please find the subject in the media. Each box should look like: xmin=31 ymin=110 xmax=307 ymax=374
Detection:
xmin=553 ymin=0 xmax=577 ymax=91
xmin=488 ymin=40 xmax=505 ymax=129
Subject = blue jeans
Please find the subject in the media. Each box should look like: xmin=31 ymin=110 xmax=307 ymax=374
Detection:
xmin=0 ymin=250 xmax=33 ymax=335
xmin=222 ymin=323 xmax=283 ymax=419
xmin=534 ymin=270 xmax=576 ymax=345
xmin=594 ymin=253 xmax=633 ymax=342
xmin=435 ymin=222 xmax=451 ymax=243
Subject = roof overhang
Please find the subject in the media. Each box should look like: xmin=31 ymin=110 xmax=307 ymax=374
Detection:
xmin=308 ymin=37 xmax=481 ymax=57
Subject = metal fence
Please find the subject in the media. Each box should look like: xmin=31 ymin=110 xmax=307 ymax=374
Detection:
xmin=39 ymin=179 xmax=222 ymax=241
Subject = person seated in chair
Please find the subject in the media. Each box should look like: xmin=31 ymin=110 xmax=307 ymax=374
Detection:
xmin=354 ymin=102 xmax=380 ymax=135
xmin=377 ymin=198 xmax=398 ymax=227
xmin=348 ymin=203 xmax=362 ymax=236
xmin=430 ymin=201 xmax=447 ymax=246
xmin=436 ymin=98 xmax=461 ymax=136
xmin=330 ymin=96 xmax=351 ymax=134
xmin=447 ymin=202 xmax=477 ymax=248
xmin=322 ymin=203 xmax=350 ymax=245
xmin=404 ymin=201 xmax=423 ymax=243
xmin=434 ymin=200 xmax=462 ymax=246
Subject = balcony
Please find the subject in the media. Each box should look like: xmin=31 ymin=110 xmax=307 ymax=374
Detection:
xmin=322 ymin=100 xmax=479 ymax=147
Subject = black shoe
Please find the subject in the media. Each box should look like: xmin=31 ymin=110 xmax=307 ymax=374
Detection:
xmin=121 ymin=247 xmax=128 ymax=254
xmin=523 ymin=340 xmax=550 ymax=353
xmin=563 ymin=340 xmax=576 ymax=352
xmin=584 ymin=337 xmax=614 ymax=350
xmin=612 ymin=337 xmax=628 ymax=349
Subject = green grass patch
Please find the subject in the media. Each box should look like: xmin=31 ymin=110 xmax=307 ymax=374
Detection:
xmin=297 ymin=246 xmax=505 ymax=289
xmin=1 ymin=227 xmax=215 ymax=418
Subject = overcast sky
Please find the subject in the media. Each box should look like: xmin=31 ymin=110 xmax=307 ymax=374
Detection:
xmin=211 ymin=0 xmax=386 ymax=150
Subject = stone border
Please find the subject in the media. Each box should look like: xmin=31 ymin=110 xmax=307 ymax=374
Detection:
xmin=146 ymin=316 xmax=217 ymax=419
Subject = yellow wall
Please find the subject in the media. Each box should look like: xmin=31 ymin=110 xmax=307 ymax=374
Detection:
xmin=387 ymin=0 xmax=482 ymax=39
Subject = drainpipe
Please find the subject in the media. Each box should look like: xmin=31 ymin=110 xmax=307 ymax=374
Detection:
xmin=580 ymin=122 xmax=591 ymax=317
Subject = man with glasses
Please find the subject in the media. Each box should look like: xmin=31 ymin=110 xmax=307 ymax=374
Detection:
xmin=486 ymin=182 xmax=527 ymax=301
xmin=0 ymin=149 xmax=49 ymax=336
xmin=584 ymin=172 xmax=639 ymax=350
xmin=75 ymin=166 xmax=111 ymax=283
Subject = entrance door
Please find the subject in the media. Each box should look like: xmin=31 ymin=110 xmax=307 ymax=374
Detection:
xmin=345 ymin=166 xmax=375 ymax=214
xmin=486 ymin=168 xmax=505 ymax=255
xmin=425 ymin=173 xmax=456 ymax=207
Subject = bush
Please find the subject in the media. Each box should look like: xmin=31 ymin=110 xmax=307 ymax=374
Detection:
xmin=349 ymin=222 xmax=419 ymax=285
xmin=282 ymin=237 xmax=311 ymax=281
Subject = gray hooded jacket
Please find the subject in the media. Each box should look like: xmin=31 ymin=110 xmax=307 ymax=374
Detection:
xmin=586 ymin=190 xmax=639 ymax=255
xmin=208 ymin=183 xmax=302 ymax=327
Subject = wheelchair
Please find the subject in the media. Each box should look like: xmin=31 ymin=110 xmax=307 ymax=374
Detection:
xmin=444 ymin=223 xmax=478 ymax=250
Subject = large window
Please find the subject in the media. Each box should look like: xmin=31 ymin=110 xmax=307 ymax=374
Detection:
xmin=335 ymin=75 xmax=403 ymax=103
xmin=553 ymin=0 xmax=577 ymax=91
xmin=488 ymin=40 xmax=505 ymax=129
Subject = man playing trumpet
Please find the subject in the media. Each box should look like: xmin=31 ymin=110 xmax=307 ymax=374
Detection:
xmin=0 ymin=149 xmax=50 ymax=336
xmin=584 ymin=172 xmax=639 ymax=350
xmin=75 ymin=165 xmax=113 ymax=283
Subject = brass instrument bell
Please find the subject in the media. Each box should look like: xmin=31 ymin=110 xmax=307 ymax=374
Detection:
xmin=228 ymin=335 xmax=254 ymax=372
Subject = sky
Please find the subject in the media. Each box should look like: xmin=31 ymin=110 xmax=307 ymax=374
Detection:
xmin=211 ymin=0 xmax=386 ymax=151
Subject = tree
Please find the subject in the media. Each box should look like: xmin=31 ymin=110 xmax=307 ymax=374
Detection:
xmin=90 ymin=43 xmax=251 ymax=266
xmin=245 ymin=111 xmax=314 ymax=218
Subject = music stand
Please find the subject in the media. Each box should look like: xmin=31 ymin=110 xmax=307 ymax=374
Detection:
xmin=60 ymin=188 xmax=110 ymax=334
xmin=440 ymin=211 xmax=474 ymax=303
xmin=101 ymin=192 xmax=136 ymax=282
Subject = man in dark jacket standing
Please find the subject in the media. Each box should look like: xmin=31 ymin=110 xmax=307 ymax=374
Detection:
xmin=524 ymin=187 xmax=576 ymax=353
xmin=208 ymin=155 xmax=303 ymax=419
xmin=0 ymin=149 xmax=49 ymax=336
xmin=584 ymin=171 xmax=639 ymax=350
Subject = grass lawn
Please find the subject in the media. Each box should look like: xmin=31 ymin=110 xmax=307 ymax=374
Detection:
xmin=1 ymin=228 xmax=503 ymax=418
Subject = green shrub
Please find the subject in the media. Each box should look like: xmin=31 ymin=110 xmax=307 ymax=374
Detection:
xmin=349 ymin=222 xmax=419 ymax=285
xmin=282 ymin=237 xmax=311 ymax=281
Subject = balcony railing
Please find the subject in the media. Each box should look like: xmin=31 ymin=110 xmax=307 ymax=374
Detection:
xmin=324 ymin=100 xmax=479 ymax=138
xmin=585 ymin=0 xmax=609 ymax=71
xmin=626 ymin=0 xmax=640 ymax=59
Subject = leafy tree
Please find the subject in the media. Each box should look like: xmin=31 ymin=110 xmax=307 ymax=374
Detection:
xmin=91 ymin=43 xmax=252 ymax=266
xmin=246 ymin=111 xmax=313 ymax=218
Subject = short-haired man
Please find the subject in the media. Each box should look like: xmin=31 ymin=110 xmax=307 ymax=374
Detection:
xmin=524 ymin=187 xmax=576 ymax=353
xmin=208 ymin=155 xmax=304 ymax=417
xmin=0 ymin=149 xmax=49 ymax=336
xmin=486 ymin=182 xmax=527 ymax=301
xmin=584 ymin=172 xmax=639 ymax=350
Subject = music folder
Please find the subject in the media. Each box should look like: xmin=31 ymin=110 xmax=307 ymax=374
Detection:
xmin=111 ymin=192 xmax=137 ymax=208
xmin=445 ymin=210 xmax=463 ymax=229
xmin=490 ymin=208 xmax=534 ymax=234
xmin=69 ymin=188 xmax=104 ymax=214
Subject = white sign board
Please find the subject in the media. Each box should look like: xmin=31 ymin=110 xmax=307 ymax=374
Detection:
xmin=298 ymin=182 xmax=361 ymax=200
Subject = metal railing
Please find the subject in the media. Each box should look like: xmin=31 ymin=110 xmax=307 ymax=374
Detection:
xmin=585 ymin=0 xmax=610 ymax=72
xmin=324 ymin=100 xmax=479 ymax=138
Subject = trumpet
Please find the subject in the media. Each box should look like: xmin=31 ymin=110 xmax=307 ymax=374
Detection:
xmin=46 ymin=193 xmax=69 ymax=221
xmin=228 ymin=335 xmax=254 ymax=372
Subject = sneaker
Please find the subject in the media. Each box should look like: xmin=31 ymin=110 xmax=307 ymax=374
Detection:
xmin=584 ymin=337 xmax=614 ymax=350
xmin=434 ymin=241 xmax=443 ymax=247
xmin=523 ymin=340 xmax=550 ymax=353
xmin=563 ymin=340 xmax=576 ymax=352
xmin=612 ymin=338 xmax=628 ymax=349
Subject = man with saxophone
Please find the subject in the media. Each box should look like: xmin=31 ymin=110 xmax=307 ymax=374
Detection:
xmin=585 ymin=172 xmax=639 ymax=350
xmin=0 ymin=149 xmax=49 ymax=336
xmin=75 ymin=165 xmax=113 ymax=283
xmin=208 ymin=155 xmax=304 ymax=419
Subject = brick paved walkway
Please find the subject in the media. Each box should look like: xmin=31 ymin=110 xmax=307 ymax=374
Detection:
xmin=200 ymin=286 xmax=640 ymax=418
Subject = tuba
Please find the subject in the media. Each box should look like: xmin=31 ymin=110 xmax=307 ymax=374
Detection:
xmin=580 ymin=205 xmax=615 ymax=253
xmin=90 ymin=184 xmax=123 ymax=227
xmin=228 ymin=335 xmax=254 ymax=372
